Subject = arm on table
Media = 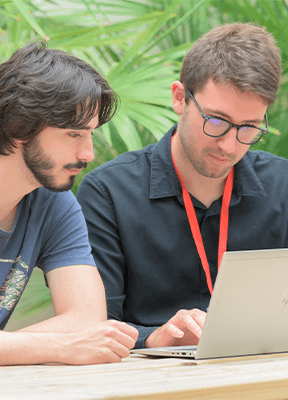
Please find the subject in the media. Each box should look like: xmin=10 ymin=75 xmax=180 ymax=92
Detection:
xmin=0 ymin=265 xmax=138 ymax=365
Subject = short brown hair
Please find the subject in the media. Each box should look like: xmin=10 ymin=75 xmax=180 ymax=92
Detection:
xmin=0 ymin=42 xmax=119 ymax=155
xmin=180 ymin=23 xmax=281 ymax=107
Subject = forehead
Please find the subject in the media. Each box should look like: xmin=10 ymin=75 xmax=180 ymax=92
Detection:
xmin=38 ymin=113 xmax=100 ymax=137
xmin=195 ymin=79 xmax=268 ymax=122
xmin=80 ymin=113 xmax=99 ymax=130
xmin=62 ymin=113 xmax=100 ymax=131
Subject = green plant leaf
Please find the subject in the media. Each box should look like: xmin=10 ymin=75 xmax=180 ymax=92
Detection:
xmin=10 ymin=0 xmax=49 ymax=40
xmin=108 ymin=0 xmax=182 ymax=78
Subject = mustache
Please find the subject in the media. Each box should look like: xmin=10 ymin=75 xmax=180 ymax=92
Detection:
xmin=205 ymin=149 xmax=235 ymax=161
xmin=64 ymin=161 xmax=88 ymax=170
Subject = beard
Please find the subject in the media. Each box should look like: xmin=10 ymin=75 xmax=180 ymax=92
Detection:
xmin=178 ymin=109 xmax=236 ymax=179
xmin=186 ymin=147 xmax=234 ymax=179
xmin=22 ymin=137 xmax=87 ymax=192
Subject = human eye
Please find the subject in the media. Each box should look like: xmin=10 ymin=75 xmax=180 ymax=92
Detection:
xmin=68 ymin=132 xmax=81 ymax=138
xmin=239 ymin=124 xmax=258 ymax=131
xmin=208 ymin=116 xmax=229 ymax=128
xmin=205 ymin=116 xmax=230 ymax=136
xmin=207 ymin=112 xmax=229 ymax=123
xmin=209 ymin=117 xmax=223 ymax=126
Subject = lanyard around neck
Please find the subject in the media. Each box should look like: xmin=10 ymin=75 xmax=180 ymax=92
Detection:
xmin=171 ymin=136 xmax=234 ymax=295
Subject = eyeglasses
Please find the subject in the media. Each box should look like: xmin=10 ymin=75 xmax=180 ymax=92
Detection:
xmin=188 ymin=90 xmax=268 ymax=145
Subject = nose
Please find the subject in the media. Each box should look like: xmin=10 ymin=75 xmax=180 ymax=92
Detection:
xmin=77 ymin=136 xmax=95 ymax=163
xmin=216 ymin=127 xmax=238 ymax=154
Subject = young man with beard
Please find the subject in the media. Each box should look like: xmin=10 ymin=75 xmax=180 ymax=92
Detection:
xmin=0 ymin=42 xmax=138 ymax=364
xmin=77 ymin=23 xmax=285 ymax=349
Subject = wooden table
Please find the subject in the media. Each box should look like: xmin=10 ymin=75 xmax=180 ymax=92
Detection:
xmin=2 ymin=353 xmax=288 ymax=399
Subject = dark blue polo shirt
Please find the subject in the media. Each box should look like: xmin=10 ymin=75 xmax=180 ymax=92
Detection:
xmin=77 ymin=125 xmax=288 ymax=348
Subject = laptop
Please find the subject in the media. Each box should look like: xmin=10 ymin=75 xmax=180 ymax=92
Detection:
xmin=131 ymin=249 xmax=288 ymax=359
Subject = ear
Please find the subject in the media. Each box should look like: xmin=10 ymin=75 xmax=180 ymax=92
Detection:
xmin=171 ymin=81 xmax=186 ymax=116
xmin=13 ymin=139 xmax=24 ymax=149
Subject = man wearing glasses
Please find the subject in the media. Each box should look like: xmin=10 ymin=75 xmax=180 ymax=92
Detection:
xmin=77 ymin=23 xmax=283 ymax=349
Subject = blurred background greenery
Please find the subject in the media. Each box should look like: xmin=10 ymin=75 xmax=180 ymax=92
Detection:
xmin=1 ymin=0 xmax=288 ymax=328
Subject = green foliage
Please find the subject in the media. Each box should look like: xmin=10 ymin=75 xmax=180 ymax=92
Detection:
xmin=2 ymin=0 xmax=288 ymax=323
xmin=209 ymin=0 xmax=288 ymax=158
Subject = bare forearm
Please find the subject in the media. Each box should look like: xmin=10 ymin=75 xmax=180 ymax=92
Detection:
xmin=0 ymin=320 xmax=138 ymax=366
xmin=0 ymin=267 xmax=138 ymax=365
xmin=0 ymin=330 xmax=64 ymax=365
xmin=18 ymin=308 xmax=106 ymax=333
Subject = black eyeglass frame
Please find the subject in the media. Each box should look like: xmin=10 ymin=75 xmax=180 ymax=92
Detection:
xmin=188 ymin=90 xmax=268 ymax=145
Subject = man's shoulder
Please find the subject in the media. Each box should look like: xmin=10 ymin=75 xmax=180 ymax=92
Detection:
xmin=241 ymin=150 xmax=288 ymax=191
xmin=86 ymin=143 xmax=156 ymax=181
xmin=245 ymin=149 xmax=288 ymax=169
xmin=84 ymin=125 xmax=176 ymax=184
xmin=27 ymin=187 xmax=79 ymax=214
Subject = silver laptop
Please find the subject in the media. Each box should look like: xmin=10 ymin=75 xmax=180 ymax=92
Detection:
xmin=131 ymin=249 xmax=288 ymax=359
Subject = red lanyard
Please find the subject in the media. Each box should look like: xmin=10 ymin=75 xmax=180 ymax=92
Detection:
xmin=171 ymin=137 xmax=234 ymax=295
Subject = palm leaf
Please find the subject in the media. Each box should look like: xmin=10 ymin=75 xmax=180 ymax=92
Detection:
xmin=10 ymin=0 xmax=49 ymax=40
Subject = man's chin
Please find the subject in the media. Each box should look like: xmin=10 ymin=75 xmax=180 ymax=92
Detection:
xmin=196 ymin=166 xmax=232 ymax=180
xmin=207 ymin=169 xmax=232 ymax=179
xmin=43 ymin=176 xmax=76 ymax=192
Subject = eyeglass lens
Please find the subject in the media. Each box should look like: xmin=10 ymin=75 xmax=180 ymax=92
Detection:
xmin=205 ymin=118 xmax=262 ymax=144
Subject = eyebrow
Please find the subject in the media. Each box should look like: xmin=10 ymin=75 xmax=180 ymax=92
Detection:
xmin=68 ymin=125 xmax=98 ymax=131
xmin=205 ymin=108 xmax=263 ymax=125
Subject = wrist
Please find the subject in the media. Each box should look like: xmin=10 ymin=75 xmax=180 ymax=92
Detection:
xmin=144 ymin=329 xmax=159 ymax=348
xmin=22 ymin=331 xmax=67 ymax=364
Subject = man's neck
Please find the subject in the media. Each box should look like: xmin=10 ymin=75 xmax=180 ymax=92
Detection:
xmin=171 ymin=133 xmax=229 ymax=208
xmin=0 ymin=206 xmax=18 ymax=232
xmin=0 ymin=150 xmax=38 ymax=231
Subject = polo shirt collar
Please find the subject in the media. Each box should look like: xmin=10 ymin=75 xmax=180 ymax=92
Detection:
xmin=150 ymin=125 xmax=181 ymax=199
xmin=233 ymin=153 xmax=266 ymax=198
xmin=150 ymin=125 xmax=266 ymax=201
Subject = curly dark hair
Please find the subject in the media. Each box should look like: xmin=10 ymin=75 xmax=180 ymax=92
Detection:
xmin=0 ymin=41 xmax=119 ymax=155
xmin=180 ymin=23 xmax=281 ymax=107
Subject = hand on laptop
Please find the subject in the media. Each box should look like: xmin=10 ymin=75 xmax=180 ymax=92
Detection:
xmin=145 ymin=309 xmax=206 ymax=348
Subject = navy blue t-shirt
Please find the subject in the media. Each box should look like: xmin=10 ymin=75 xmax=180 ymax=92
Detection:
xmin=0 ymin=188 xmax=95 ymax=329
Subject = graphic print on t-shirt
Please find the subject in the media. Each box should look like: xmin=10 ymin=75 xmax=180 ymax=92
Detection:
xmin=0 ymin=256 xmax=28 ymax=315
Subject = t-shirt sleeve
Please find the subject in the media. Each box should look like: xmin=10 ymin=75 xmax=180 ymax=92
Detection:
xmin=36 ymin=191 xmax=96 ymax=273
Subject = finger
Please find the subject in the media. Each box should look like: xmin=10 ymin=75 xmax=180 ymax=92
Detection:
xmin=107 ymin=320 xmax=139 ymax=341
xmin=104 ymin=326 xmax=137 ymax=350
xmin=98 ymin=348 xmax=122 ymax=364
xmin=164 ymin=323 xmax=184 ymax=339
xmin=72 ymin=345 xmax=123 ymax=365
xmin=177 ymin=314 xmax=203 ymax=338
xmin=189 ymin=309 xmax=206 ymax=329
xmin=113 ymin=342 xmax=132 ymax=359
xmin=102 ymin=339 xmax=131 ymax=360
